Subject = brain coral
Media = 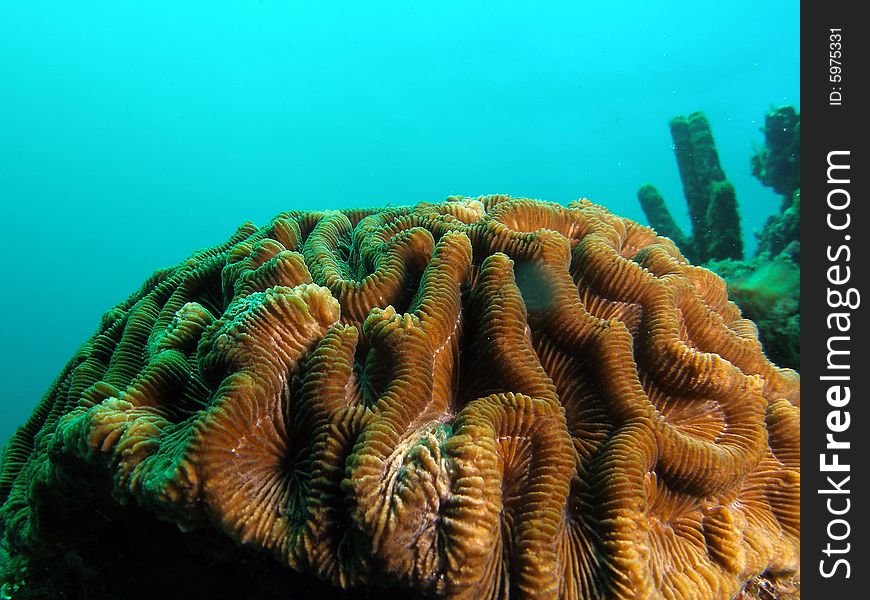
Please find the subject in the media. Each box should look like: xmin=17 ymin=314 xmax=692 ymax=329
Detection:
xmin=0 ymin=196 xmax=799 ymax=599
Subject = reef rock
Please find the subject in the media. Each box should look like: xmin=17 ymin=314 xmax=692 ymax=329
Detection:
xmin=0 ymin=196 xmax=800 ymax=599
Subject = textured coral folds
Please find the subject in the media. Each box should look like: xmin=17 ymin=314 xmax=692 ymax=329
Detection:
xmin=0 ymin=196 xmax=800 ymax=599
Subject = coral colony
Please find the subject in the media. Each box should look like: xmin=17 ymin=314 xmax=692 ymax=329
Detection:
xmin=1 ymin=196 xmax=799 ymax=599
xmin=639 ymin=107 xmax=801 ymax=371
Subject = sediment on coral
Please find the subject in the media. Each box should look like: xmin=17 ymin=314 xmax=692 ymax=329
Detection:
xmin=0 ymin=196 xmax=800 ymax=599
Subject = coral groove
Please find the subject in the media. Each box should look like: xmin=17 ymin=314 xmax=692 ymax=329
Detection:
xmin=0 ymin=196 xmax=799 ymax=599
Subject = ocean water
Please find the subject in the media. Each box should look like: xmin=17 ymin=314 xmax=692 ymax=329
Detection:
xmin=0 ymin=1 xmax=798 ymax=446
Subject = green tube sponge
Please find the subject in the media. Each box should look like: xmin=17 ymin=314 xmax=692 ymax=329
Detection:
xmin=637 ymin=184 xmax=689 ymax=251
xmin=705 ymin=181 xmax=743 ymax=261
xmin=638 ymin=112 xmax=743 ymax=263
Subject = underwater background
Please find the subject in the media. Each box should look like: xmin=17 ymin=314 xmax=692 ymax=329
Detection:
xmin=0 ymin=0 xmax=798 ymax=447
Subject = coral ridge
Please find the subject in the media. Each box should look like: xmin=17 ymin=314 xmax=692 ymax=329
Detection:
xmin=1 ymin=196 xmax=799 ymax=599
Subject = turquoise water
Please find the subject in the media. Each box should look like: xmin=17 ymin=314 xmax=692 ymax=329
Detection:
xmin=0 ymin=1 xmax=798 ymax=446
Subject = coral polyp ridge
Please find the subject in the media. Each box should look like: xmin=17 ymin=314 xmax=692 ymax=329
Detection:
xmin=0 ymin=195 xmax=799 ymax=599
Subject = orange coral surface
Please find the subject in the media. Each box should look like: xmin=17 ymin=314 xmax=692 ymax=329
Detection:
xmin=0 ymin=196 xmax=799 ymax=599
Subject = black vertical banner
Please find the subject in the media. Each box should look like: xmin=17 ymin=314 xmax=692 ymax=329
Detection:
xmin=802 ymin=2 xmax=868 ymax=597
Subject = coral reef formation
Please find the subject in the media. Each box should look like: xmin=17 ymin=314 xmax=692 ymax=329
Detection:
xmin=705 ymin=257 xmax=800 ymax=372
xmin=638 ymin=108 xmax=800 ymax=370
xmin=754 ymin=191 xmax=799 ymax=265
xmin=751 ymin=106 xmax=800 ymax=207
xmin=1 ymin=196 xmax=800 ymax=599
xmin=735 ymin=106 xmax=801 ymax=369
xmin=637 ymin=113 xmax=743 ymax=263
xmin=752 ymin=106 xmax=801 ymax=264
